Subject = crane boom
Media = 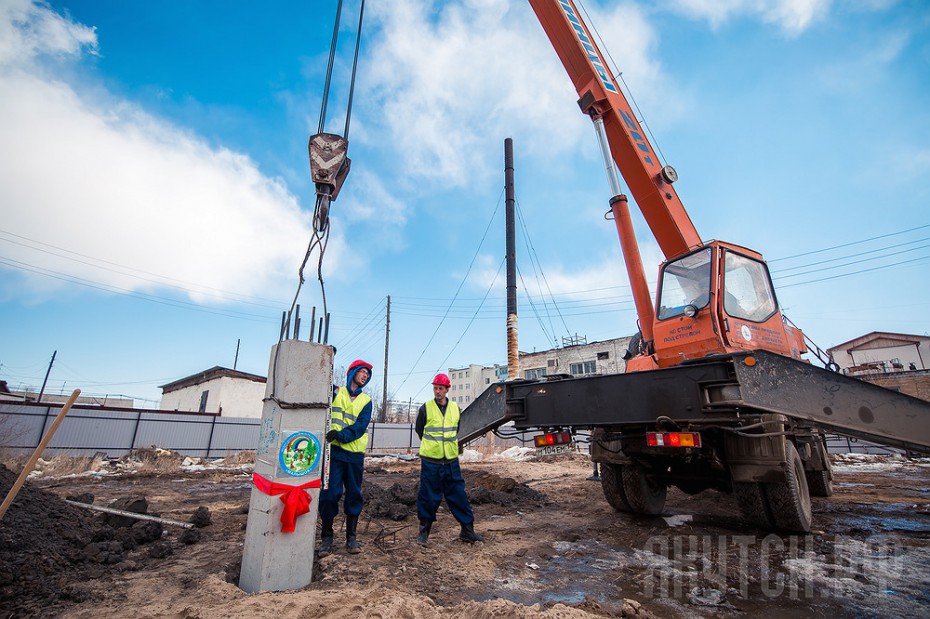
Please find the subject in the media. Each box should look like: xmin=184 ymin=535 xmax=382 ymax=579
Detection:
xmin=528 ymin=0 xmax=701 ymax=259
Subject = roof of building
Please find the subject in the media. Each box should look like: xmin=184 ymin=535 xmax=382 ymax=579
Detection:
xmin=159 ymin=366 xmax=266 ymax=393
xmin=827 ymin=331 xmax=930 ymax=354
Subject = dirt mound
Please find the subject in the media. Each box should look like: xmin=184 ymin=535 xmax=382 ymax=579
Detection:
xmin=0 ymin=464 xmax=108 ymax=615
xmin=362 ymin=469 xmax=546 ymax=521
xmin=466 ymin=471 xmax=547 ymax=507
xmin=0 ymin=464 xmax=186 ymax=617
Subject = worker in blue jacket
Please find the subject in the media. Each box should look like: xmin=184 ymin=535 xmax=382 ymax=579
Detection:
xmin=414 ymin=373 xmax=484 ymax=547
xmin=319 ymin=359 xmax=373 ymax=556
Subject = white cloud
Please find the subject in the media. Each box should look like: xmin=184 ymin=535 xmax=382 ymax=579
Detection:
xmin=0 ymin=0 xmax=97 ymax=65
xmin=669 ymin=0 xmax=831 ymax=35
xmin=0 ymin=1 xmax=320 ymax=306
xmin=359 ymin=0 xmax=668 ymax=188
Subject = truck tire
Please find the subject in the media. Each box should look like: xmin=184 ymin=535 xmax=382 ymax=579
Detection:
xmin=601 ymin=463 xmax=631 ymax=512
xmin=733 ymin=481 xmax=776 ymax=529
xmin=765 ymin=441 xmax=812 ymax=532
xmin=621 ymin=462 xmax=667 ymax=515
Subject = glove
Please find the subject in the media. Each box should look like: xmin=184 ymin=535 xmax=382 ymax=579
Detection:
xmin=325 ymin=430 xmax=339 ymax=443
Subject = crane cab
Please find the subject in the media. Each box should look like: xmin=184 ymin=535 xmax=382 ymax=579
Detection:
xmin=629 ymin=241 xmax=806 ymax=371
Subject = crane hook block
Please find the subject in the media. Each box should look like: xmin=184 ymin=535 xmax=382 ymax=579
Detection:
xmin=309 ymin=133 xmax=351 ymax=202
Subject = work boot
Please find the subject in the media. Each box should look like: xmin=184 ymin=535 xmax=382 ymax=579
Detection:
xmin=417 ymin=520 xmax=432 ymax=547
xmin=345 ymin=515 xmax=361 ymax=554
xmin=318 ymin=519 xmax=334 ymax=557
xmin=459 ymin=522 xmax=484 ymax=543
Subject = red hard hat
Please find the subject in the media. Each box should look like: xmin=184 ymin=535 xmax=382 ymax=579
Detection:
xmin=431 ymin=373 xmax=451 ymax=387
xmin=349 ymin=359 xmax=372 ymax=372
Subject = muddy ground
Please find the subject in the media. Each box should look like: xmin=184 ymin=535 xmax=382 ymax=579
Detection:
xmin=1 ymin=450 xmax=928 ymax=618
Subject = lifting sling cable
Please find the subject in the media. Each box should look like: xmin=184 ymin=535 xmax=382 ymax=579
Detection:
xmin=287 ymin=0 xmax=365 ymax=337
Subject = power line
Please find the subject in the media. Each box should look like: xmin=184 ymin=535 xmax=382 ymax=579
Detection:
xmin=0 ymin=256 xmax=280 ymax=323
xmin=413 ymin=256 xmax=507 ymax=401
xmin=0 ymin=228 xmax=284 ymax=308
xmin=770 ymin=236 xmax=930 ymax=273
xmin=768 ymin=223 xmax=930 ymax=263
xmin=392 ymin=188 xmax=505 ymax=396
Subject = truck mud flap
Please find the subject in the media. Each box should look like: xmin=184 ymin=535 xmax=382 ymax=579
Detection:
xmin=731 ymin=350 xmax=930 ymax=454
xmin=725 ymin=414 xmax=788 ymax=483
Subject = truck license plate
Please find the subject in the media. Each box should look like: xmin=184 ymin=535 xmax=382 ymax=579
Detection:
xmin=536 ymin=443 xmax=574 ymax=456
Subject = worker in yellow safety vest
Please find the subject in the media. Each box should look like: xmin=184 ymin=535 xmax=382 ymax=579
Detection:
xmin=319 ymin=359 xmax=373 ymax=556
xmin=414 ymin=373 xmax=484 ymax=547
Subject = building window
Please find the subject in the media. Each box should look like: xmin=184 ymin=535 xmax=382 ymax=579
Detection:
xmin=198 ymin=390 xmax=209 ymax=413
xmin=570 ymin=361 xmax=597 ymax=375
xmin=485 ymin=378 xmax=490 ymax=384
xmin=597 ymin=351 xmax=609 ymax=360
xmin=525 ymin=368 xmax=547 ymax=380
xmin=547 ymin=359 xmax=558 ymax=368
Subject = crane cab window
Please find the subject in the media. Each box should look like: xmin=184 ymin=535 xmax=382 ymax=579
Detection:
xmin=723 ymin=252 xmax=777 ymax=322
xmin=657 ymin=248 xmax=712 ymax=320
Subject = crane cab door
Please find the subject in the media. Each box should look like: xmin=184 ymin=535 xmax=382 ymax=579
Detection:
xmin=651 ymin=246 xmax=726 ymax=366
xmin=717 ymin=246 xmax=801 ymax=359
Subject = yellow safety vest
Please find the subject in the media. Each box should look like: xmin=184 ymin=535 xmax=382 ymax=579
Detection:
xmin=330 ymin=386 xmax=371 ymax=453
xmin=419 ymin=399 xmax=460 ymax=460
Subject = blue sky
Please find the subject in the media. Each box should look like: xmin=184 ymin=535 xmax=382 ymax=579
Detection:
xmin=1 ymin=0 xmax=928 ymax=408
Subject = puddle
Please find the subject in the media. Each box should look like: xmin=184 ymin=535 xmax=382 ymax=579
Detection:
xmin=831 ymin=503 xmax=930 ymax=533
xmin=478 ymin=538 xmax=631 ymax=607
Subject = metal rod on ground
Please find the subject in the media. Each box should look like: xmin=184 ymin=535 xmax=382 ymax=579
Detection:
xmin=64 ymin=500 xmax=195 ymax=529
xmin=0 ymin=388 xmax=81 ymax=522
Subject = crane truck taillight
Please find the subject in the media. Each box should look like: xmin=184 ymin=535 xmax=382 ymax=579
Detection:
xmin=647 ymin=432 xmax=702 ymax=448
xmin=533 ymin=430 xmax=574 ymax=455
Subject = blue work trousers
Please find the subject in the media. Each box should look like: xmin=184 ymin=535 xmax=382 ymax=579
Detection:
xmin=417 ymin=458 xmax=474 ymax=525
xmin=319 ymin=458 xmax=364 ymax=521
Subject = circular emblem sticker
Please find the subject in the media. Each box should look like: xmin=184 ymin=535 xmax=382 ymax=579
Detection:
xmin=279 ymin=431 xmax=321 ymax=477
xmin=741 ymin=325 xmax=752 ymax=342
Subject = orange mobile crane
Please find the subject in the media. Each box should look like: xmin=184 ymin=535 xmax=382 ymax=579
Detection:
xmin=460 ymin=0 xmax=930 ymax=532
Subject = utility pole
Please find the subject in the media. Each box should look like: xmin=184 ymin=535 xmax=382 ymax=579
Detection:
xmin=37 ymin=350 xmax=57 ymax=403
xmin=234 ymin=339 xmax=241 ymax=370
xmin=505 ymin=138 xmax=519 ymax=380
xmin=381 ymin=295 xmax=391 ymax=422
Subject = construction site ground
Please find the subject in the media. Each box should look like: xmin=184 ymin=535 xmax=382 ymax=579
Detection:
xmin=1 ymin=448 xmax=929 ymax=618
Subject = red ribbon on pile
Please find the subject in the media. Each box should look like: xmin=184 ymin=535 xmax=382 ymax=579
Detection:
xmin=252 ymin=472 xmax=322 ymax=533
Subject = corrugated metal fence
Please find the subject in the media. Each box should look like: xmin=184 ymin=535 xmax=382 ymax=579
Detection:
xmin=0 ymin=401 xmax=431 ymax=458
xmin=0 ymin=401 xmax=898 ymax=459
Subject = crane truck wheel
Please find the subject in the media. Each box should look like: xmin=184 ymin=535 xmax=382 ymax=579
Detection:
xmin=600 ymin=463 xmax=632 ymax=512
xmin=621 ymin=462 xmax=667 ymax=515
xmin=764 ymin=441 xmax=813 ymax=533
